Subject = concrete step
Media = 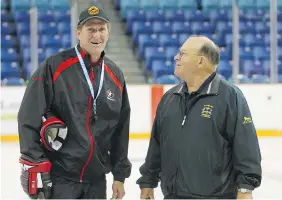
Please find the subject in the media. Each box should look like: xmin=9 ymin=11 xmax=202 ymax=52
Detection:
xmin=124 ymin=75 xmax=146 ymax=83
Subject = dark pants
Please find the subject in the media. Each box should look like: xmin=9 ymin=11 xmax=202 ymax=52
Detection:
xmin=50 ymin=175 xmax=107 ymax=199
xmin=164 ymin=194 xmax=236 ymax=199
xmin=164 ymin=194 xmax=188 ymax=199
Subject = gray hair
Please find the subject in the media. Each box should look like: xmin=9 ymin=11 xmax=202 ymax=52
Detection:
xmin=197 ymin=42 xmax=220 ymax=65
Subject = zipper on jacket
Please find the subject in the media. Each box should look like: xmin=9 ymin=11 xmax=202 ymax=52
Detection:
xmin=79 ymin=67 xmax=95 ymax=182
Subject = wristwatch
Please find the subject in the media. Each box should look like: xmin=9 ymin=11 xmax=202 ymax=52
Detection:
xmin=238 ymin=188 xmax=253 ymax=193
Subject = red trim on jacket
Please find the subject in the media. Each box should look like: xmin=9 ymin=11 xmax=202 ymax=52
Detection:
xmin=53 ymin=50 xmax=86 ymax=82
xmin=104 ymin=64 xmax=123 ymax=94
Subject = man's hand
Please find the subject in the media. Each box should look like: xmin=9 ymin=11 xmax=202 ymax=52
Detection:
xmin=111 ymin=181 xmax=125 ymax=199
xmin=237 ymin=192 xmax=253 ymax=199
xmin=140 ymin=188 xmax=154 ymax=199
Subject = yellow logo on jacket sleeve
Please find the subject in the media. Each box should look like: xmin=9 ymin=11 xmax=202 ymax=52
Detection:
xmin=243 ymin=117 xmax=252 ymax=124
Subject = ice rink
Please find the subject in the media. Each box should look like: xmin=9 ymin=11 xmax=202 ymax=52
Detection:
xmin=1 ymin=138 xmax=282 ymax=199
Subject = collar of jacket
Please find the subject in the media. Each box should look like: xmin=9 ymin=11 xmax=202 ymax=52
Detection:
xmin=76 ymin=43 xmax=105 ymax=68
xmin=173 ymin=72 xmax=220 ymax=96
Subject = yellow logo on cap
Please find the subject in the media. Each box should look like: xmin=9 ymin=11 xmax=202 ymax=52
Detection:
xmin=88 ymin=6 xmax=99 ymax=15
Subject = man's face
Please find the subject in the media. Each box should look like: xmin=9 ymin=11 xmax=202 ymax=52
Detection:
xmin=76 ymin=19 xmax=109 ymax=55
xmin=174 ymin=39 xmax=201 ymax=80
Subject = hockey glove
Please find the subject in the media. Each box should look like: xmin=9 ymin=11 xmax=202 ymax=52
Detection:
xmin=19 ymin=155 xmax=52 ymax=199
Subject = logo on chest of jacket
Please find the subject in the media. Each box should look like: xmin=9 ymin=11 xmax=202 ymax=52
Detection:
xmin=201 ymin=105 xmax=213 ymax=119
xmin=106 ymin=89 xmax=115 ymax=101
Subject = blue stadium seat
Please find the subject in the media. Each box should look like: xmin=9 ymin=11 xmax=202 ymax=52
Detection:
xmin=225 ymin=33 xmax=233 ymax=46
xmin=41 ymin=35 xmax=62 ymax=48
xmin=38 ymin=11 xmax=55 ymax=22
xmin=38 ymin=22 xmax=58 ymax=35
xmin=159 ymin=34 xmax=179 ymax=47
xmin=278 ymin=75 xmax=282 ymax=83
xmin=242 ymin=60 xmax=256 ymax=76
xmin=152 ymin=60 xmax=174 ymax=81
xmin=164 ymin=9 xmax=185 ymax=22
xmin=242 ymin=33 xmax=256 ymax=47
xmin=184 ymin=10 xmax=209 ymax=21
xmin=146 ymin=10 xmax=165 ymax=22
xmin=253 ymin=46 xmax=270 ymax=60
xmin=138 ymin=34 xmax=159 ymax=59
xmin=237 ymin=0 xmax=255 ymax=8
xmin=255 ymin=21 xmax=270 ymax=34
xmin=1 ymin=0 xmax=7 ymax=9
xmin=253 ymin=34 xmax=266 ymax=46
xmin=192 ymin=21 xmax=213 ymax=34
xmin=140 ymin=0 xmax=159 ymax=9
xmin=220 ymin=47 xmax=231 ymax=60
xmin=262 ymin=60 xmax=270 ymax=74
xmin=278 ymin=47 xmax=282 ymax=60
xmin=217 ymin=60 xmax=232 ymax=79
xmin=159 ymin=0 xmax=176 ymax=9
xmin=279 ymin=0 xmax=282 ymax=8
xmin=1 ymin=77 xmax=25 ymax=86
xmin=132 ymin=21 xmax=153 ymax=44
xmin=11 ymin=0 xmax=31 ymax=11
xmin=1 ymin=62 xmax=21 ymax=79
xmin=178 ymin=33 xmax=190 ymax=44
xmin=216 ymin=21 xmax=232 ymax=34
xmin=165 ymin=46 xmax=178 ymax=60
xmin=45 ymin=47 xmax=64 ymax=58
xmin=31 ymin=0 xmax=51 ymax=10
xmin=237 ymin=74 xmax=251 ymax=83
xmin=19 ymin=35 xmax=30 ymax=48
xmin=207 ymin=9 xmax=228 ymax=22
xmin=120 ymin=0 xmax=139 ymax=20
xmin=240 ymin=22 xmax=255 ymax=34
xmin=58 ymin=22 xmax=71 ymax=34
xmin=13 ymin=11 xmax=30 ymax=23
xmin=239 ymin=47 xmax=254 ymax=60
xmin=219 ymin=0 xmax=232 ymax=8
xmin=53 ymin=11 xmax=71 ymax=22
xmin=153 ymin=21 xmax=173 ymax=34
xmin=62 ymin=34 xmax=71 ymax=48
xmin=251 ymin=74 xmax=270 ymax=83
xmin=145 ymin=47 xmax=166 ymax=72
xmin=256 ymin=0 xmax=270 ymax=9
xmin=202 ymin=0 xmax=219 ymax=10
xmin=1 ymin=48 xmax=19 ymax=62
xmin=126 ymin=9 xmax=146 ymax=34
xmin=279 ymin=63 xmax=282 ymax=75
xmin=1 ymin=22 xmax=16 ymax=35
xmin=17 ymin=22 xmax=30 ymax=35
xmin=156 ymin=75 xmax=180 ymax=84
xmin=51 ymin=0 xmax=70 ymax=10
xmin=172 ymin=21 xmax=192 ymax=34
xmin=1 ymin=10 xmax=12 ymax=22
xmin=177 ymin=0 xmax=197 ymax=9
xmin=22 ymin=48 xmax=45 ymax=63
xmin=1 ymin=35 xmax=16 ymax=48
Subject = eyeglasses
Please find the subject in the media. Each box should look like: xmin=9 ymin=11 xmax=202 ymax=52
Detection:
xmin=177 ymin=51 xmax=201 ymax=59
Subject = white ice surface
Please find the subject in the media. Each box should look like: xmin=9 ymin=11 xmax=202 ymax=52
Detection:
xmin=1 ymin=138 xmax=282 ymax=199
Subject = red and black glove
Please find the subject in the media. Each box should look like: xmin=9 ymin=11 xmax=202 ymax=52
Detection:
xmin=40 ymin=112 xmax=67 ymax=151
xmin=19 ymin=155 xmax=52 ymax=199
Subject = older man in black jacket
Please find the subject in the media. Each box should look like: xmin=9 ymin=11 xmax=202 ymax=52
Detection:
xmin=137 ymin=36 xmax=262 ymax=199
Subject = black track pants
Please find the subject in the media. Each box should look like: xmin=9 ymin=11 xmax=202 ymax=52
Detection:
xmin=50 ymin=175 xmax=107 ymax=199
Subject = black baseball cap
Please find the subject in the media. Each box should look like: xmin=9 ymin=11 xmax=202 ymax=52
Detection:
xmin=77 ymin=5 xmax=110 ymax=26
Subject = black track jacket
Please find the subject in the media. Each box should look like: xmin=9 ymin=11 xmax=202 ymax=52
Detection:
xmin=137 ymin=73 xmax=262 ymax=198
xmin=18 ymin=45 xmax=132 ymax=183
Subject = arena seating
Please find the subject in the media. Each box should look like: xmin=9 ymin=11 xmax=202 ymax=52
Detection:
xmin=1 ymin=0 xmax=70 ymax=83
xmin=118 ymin=0 xmax=282 ymax=83
xmin=1 ymin=0 xmax=282 ymax=84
